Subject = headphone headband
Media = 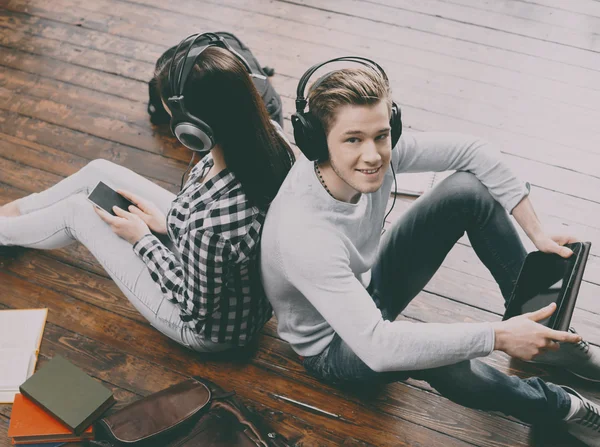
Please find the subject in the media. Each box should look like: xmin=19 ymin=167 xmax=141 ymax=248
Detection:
xmin=166 ymin=32 xmax=255 ymax=154
xmin=168 ymin=32 xmax=253 ymax=100
xmin=295 ymin=56 xmax=388 ymax=112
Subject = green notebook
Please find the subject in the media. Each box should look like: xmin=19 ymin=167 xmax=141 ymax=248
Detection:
xmin=19 ymin=355 xmax=115 ymax=434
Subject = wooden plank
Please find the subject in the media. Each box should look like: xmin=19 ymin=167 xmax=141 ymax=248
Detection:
xmin=0 ymin=109 xmax=186 ymax=187
xmin=2 ymin=52 xmax=598 ymax=244
xmin=0 ymin=413 xmax=11 ymax=447
xmin=0 ymin=241 xmax=540 ymax=446
xmin=9 ymin=324 xmax=348 ymax=446
xmin=2 ymin=1 xmax=599 ymax=446
xmin=0 ymin=25 xmax=152 ymax=82
xmin=3 ymin=145 xmax=600 ymax=323
xmin=5 ymin=4 xmax=600 ymax=187
xmin=216 ymin=0 xmax=600 ymax=88
xmin=364 ymin=0 xmax=600 ymax=52
xmin=0 ymin=133 xmax=176 ymax=192
xmin=3 ymin=43 xmax=599 ymax=209
xmin=0 ymin=273 xmax=477 ymax=447
xmin=515 ymin=0 xmax=600 ymax=18
xmin=3 ymin=121 xmax=598 ymax=318
xmin=0 ymin=64 xmax=150 ymax=127
xmin=7 ymin=0 xmax=600 ymax=162
xmin=446 ymin=0 xmax=600 ymax=31
xmin=289 ymin=0 xmax=600 ymax=71
xmin=5 ymin=0 xmax=598 ymax=94
xmin=8 ymin=0 xmax=600 ymax=155
xmin=0 ymin=86 xmax=186 ymax=159
xmin=0 ymin=46 xmax=143 ymax=102
xmin=3 ymin=161 xmax=600 ymax=355
xmin=9 ymin=0 xmax=600 ymax=124
xmin=0 ymin=229 xmax=592 ymax=444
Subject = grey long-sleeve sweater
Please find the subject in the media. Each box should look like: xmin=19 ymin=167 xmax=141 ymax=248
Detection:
xmin=260 ymin=132 xmax=530 ymax=372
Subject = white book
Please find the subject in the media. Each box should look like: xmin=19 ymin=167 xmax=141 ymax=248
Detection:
xmin=0 ymin=309 xmax=48 ymax=403
xmin=393 ymin=171 xmax=454 ymax=197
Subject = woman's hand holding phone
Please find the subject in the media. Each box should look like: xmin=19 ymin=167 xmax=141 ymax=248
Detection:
xmin=116 ymin=190 xmax=168 ymax=235
xmin=94 ymin=204 xmax=151 ymax=245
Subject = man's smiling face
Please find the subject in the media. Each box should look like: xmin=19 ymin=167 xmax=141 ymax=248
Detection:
xmin=324 ymin=100 xmax=392 ymax=203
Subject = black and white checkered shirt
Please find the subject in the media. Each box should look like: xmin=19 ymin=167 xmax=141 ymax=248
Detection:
xmin=133 ymin=154 xmax=272 ymax=345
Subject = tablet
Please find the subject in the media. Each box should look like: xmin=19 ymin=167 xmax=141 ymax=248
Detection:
xmin=88 ymin=181 xmax=135 ymax=216
xmin=503 ymin=242 xmax=591 ymax=331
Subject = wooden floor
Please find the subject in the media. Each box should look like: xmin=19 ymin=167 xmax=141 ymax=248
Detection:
xmin=1 ymin=0 xmax=600 ymax=445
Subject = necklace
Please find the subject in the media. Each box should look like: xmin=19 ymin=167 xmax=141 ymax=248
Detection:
xmin=314 ymin=161 xmax=334 ymax=198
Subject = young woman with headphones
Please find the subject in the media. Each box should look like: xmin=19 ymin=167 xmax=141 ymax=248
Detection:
xmin=0 ymin=33 xmax=294 ymax=352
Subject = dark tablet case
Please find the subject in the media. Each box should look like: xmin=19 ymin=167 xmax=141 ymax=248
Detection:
xmin=503 ymin=242 xmax=591 ymax=331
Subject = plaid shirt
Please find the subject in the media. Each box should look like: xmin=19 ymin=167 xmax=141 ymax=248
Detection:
xmin=133 ymin=154 xmax=272 ymax=345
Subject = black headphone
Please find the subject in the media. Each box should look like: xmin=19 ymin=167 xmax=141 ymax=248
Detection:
xmin=292 ymin=56 xmax=402 ymax=162
xmin=166 ymin=32 xmax=254 ymax=153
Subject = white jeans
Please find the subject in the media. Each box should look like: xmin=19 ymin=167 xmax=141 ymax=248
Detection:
xmin=0 ymin=159 xmax=233 ymax=352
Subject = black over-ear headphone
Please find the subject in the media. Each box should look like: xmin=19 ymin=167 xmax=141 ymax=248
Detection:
xmin=167 ymin=32 xmax=254 ymax=153
xmin=292 ymin=56 xmax=402 ymax=162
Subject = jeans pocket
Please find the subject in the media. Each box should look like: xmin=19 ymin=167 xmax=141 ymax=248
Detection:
xmin=303 ymin=346 xmax=333 ymax=382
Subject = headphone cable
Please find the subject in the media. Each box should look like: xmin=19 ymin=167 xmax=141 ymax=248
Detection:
xmin=180 ymin=152 xmax=196 ymax=191
xmin=382 ymin=162 xmax=397 ymax=234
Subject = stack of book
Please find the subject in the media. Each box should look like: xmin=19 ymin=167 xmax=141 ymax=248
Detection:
xmin=7 ymin=355 xmax=115 ymax=445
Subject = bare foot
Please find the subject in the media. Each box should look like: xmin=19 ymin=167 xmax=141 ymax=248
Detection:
xmin=0 ymin=202 xmax=21 ymax=217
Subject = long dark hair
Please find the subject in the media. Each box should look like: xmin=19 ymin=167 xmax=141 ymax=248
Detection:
xmin=154 ymin=45 xmax=294 ymax=209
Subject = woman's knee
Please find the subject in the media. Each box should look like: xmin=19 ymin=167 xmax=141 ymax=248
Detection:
xmin=83 ymin=158 xmax=117 ymax=177
xmin=72 ymin=159 xmax=112 ymax=192
xmin=63 ymin=193 xmax=98 ymax=224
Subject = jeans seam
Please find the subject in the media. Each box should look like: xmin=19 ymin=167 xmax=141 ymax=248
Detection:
xmin=462 ymin=208 xmax=513 ymax=300
xmin=19 ymin=186 xmax=91 ymax=215
xmin=12 ymin=228 xmax=70 ymax=247
xmin=464 ymin=206 xmax=514 ymax=289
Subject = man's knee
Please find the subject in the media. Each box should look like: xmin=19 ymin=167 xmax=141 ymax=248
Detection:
xmin=441 ymin=172 xmax=496 ymax=209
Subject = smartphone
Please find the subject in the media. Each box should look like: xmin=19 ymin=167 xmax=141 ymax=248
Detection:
xmin=503 ymin=242 xmax=591 ymax=330
xmin=88 ymin=181 xmax=135 ymax=216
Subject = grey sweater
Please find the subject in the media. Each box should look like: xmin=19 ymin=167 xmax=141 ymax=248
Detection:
xmin=260 ymin=132 xmax=530 ymax=372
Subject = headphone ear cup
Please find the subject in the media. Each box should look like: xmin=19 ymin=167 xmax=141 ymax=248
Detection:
xmin=172 ymin=120 xmax=215 ymax=153
xmin=292 ymin=111 xmax=328 ymax=162
xmin=390 ymin=101 xmax=402 ymax=149
xmin=169 ymin=99 xmax=215 ymax=153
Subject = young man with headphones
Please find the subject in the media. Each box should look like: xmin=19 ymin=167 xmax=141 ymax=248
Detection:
xmin=259 ymin=57 xmax=600 ymax=444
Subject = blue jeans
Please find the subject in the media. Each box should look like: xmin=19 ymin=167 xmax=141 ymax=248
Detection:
xmin=303 ymin=172 xmax=571 ymax=424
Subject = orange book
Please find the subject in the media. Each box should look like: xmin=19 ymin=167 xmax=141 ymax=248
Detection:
xmin=7 ymin=394 xmax=94 ymax=445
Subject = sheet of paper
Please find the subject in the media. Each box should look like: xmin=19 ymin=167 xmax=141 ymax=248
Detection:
xmin=0 ymin=309 xmax=48 ymax=397
xmin=0 ymin=349 xmax=32 ymax=406
xmin=0 ymin=309 xmax=47 ymax=352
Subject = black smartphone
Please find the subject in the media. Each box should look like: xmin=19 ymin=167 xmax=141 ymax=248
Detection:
xmin=88 ymin=181 xmax=135 ymax=216
xmin=503 ymin=242 xmax=591 ymax=330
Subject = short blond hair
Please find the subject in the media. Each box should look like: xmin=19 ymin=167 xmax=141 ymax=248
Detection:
xmin=308 ymin=67 xmax=392 ymax=133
